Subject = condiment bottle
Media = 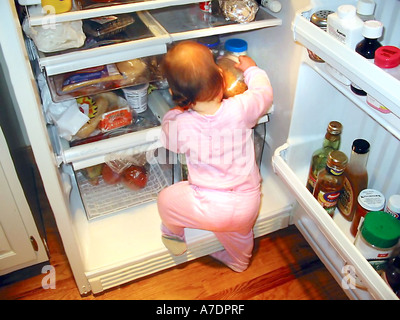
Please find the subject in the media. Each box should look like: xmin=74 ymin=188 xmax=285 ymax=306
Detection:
xmin=350 ymin=189 xmax=385 ymax=237
xmin=356 ymin=0 xmax=376 ymax=21
xmin=306 ymin=121 xmax=343 ymax=193
xmin=350 ymin=20 xmax=383 ymax=96
xmin=366 ymin=46 xmax=400 ymax=113
xmin=338 ymin=139 xmax=370 ymax=221
xmin=385 ymin=194 xmax=400 ymax=220
xmin=382 ymin=246 xmax=400 ymax=296
xmin=307 ymin=10 xmax=334 ymax=63
xmin=313 ymin=150 xmax=348 ymax=218
xmin=327 ymin=5 xmax=364 ymax=49
xmin=354 ymin=211 xmax=400 ymax=278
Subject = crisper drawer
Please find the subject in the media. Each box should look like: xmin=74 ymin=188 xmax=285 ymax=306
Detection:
xmin=272 ymin=62 xmax=399 ymax=300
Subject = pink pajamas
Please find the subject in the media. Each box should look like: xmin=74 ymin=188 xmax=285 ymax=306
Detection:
xmin=158 ymin=66 xmax=273 ymax=271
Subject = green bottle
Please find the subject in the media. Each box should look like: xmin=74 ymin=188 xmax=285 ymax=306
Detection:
xmin=306 ymin=121 xmax=343 ymax=193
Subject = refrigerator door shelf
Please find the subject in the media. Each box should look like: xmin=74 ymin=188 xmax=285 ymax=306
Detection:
xmin=292 ymin=12 xmax=400 ymax=119
xmin=272 ymin=144 xmax=398 ymax=300
xmin=26 ymin=0 xmax=206 ymax=26
xmin=150 ymin=5 xmax=282 ymax=42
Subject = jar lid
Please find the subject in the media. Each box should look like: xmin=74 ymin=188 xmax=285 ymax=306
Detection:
xmin=197 ymin=35 xmax=220 ymax=49
xmin=310 ymin=10 xmax=334 ymax=28
xmin=374 ymin=46 xmax=400 ymax=68
xmin=356 ymin=0 xmax=376 ymax=16
xmin=362 ymin=20 xmax=383 ymax=39
xmin=224 ymin=39 xmax=248 ymax=53
xmin=387 ymin=195 xmax=400 ymax=213
xmin=327 ymin=121 xmax=343 ymax=135
xmin=358 ymin=189 xmax=385 ymax=211
xmin=337 ymin=5 xmax=357 ymax=19
xmin=361 ymin=211 xmax=400 ymax=248
xmin=352 ymin=139 xmax=370 ymax=154
xmin=327 ymin=150 xmax=348 ymax=171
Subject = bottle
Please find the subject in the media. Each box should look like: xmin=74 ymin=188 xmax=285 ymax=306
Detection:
xmin=197 ymin=35 xmax=221 ymax=59
xmin=306 ymin=121 xmax=343 ymax=193
xmin=224 ymin=38 xmax=248 ymax=56
xmin=350 ymin=188 xmax=385 ymax=237
xmin=366 ymin=46 xmax=400 ymax=113
xmin=313 ymin=150 xmax=348 ymax=218
xmin=385 ymin=194 xmax=400 ymax=220
xmin=327 ymin=5 xmax=364 ymax=49
xmin=307 ymin=10 xmax=334 ymax=63
xmin=337 ymin=139 xmax=370 ymax=221
xmin=356 ymin=0 xmax=376 ymax=21
xmin=260 ymin=0 xmax=282 ymax=13
xmin=41 ymin=0 xmax=72 ymax=14
xmin=382 ymin=247 xmax=400 ymax=296
xmin=350 ymin=20 xmax=383 ymax=96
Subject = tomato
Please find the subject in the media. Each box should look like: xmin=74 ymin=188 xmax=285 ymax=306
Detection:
xmin=102 ymin=163 xmax=121 ymax=185
xmin=123 ymin=165 xmax=148 ymax=190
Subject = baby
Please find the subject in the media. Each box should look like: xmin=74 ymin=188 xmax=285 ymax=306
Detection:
xmin=157 ymin=40 xmax=273 ymax=272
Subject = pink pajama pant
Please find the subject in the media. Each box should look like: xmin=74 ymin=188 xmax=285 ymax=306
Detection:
xmin=157 ymin=181 xmax=261 ymax=272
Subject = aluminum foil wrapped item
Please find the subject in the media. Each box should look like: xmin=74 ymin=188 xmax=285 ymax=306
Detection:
xmin=219 ymin=0 xmax=259 ymax=23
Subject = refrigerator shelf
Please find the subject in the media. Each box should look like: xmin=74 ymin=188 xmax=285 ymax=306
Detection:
xmin=292 ymin=11 xmax=400 ymax=121
xmin=76 ymin=159 xmax=169 ymax=220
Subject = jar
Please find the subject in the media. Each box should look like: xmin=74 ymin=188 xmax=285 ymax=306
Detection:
xmin=224 ymin=38 xmax=248 ymax=56
xmin=350 ymin=188 xmax=385 ymax=237
xmin=307 ymin=10 xmax=334 ymax=63
xmin=197 ymin=35 xmax=221 ymax=59
xmin=385 ymin=194 xmax=400 ymax=220
xmin=354 ymin=211 xmax=400 ymax=276
xmin=217 ymin=54 xmax=248 ymax=98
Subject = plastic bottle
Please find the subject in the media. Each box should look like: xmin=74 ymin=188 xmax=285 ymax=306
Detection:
xmin=306 ymin=121 xmax=343 ymax=193
xmin=366 ymin=46 xmax=400 ymax=113
xmin=356 ymin=0 xmax=376 ymax=21
xmin=337 ymin=139 xmax=370 ymax=221
xmin=382 ymin=246 xmax=400 ymax=297
xmin=350 ymin=20 xmax=383 ymax=96
xmin=313 ymin=150 xmax=348 ymax=218
xmin=260 ymin=0 xmax=282 ymax=13
xmin=327 ymin=5 xmax=364 ymax=49
xmin=350 ymin=189 xmax=385 ymax=237
xmin=385 ymin=194 xmax=400 ymax=220
xmin=41 ymin=0 xmax=72 ymax=14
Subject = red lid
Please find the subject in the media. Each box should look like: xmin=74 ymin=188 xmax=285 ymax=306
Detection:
xmin=374 ymin=46 xmax=400 ymax=68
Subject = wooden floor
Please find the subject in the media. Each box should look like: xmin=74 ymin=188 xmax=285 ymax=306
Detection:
xmin=0 ymin=149 xmax=349 ymax=300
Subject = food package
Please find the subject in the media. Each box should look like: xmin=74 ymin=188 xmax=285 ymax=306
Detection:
xmin=98 ymin=106 xmax=133 ymax=132
xmin=116 ymin=59 xmax=147 ymax=83
xmin=22 ymin=18 xmax=86 ymax=53
xmin=217 ymin=54 xmax=248 ymax=98
xmin=83 ymin=14 xmax=135 ymax=39
xmin=218 ymin=0 xmax=259 ymax=23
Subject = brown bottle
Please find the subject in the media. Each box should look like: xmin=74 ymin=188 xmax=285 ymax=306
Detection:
xmin=337 ymin=139 xmax=370 ymax=221
xmin=313 ymin=150 xmax=348 ymax=218
xmin=306 ymin=121 xmax=343 ymax=193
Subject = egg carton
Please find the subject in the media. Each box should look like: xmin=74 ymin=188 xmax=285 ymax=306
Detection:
xmin=76 ymin=161 xmax=169 ymax=220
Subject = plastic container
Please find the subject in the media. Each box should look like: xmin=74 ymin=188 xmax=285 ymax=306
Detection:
xmin=41 ymin=0 xmax=72 ymax=14
xmin=385 ymin=194 xmax=400 ymax=220
xmin=350 ymin=189 xmax=385 ymax=237
xmin=366 ymin=46 xmax=400 ymax=113
xmin=199 ymin=1 xmax=212 ymax=13
xmin=224 ymin=38 xmax=248 ymax=56
xmin=260 ymin=0 xmax=282 ymax=13
xmin=122 ymin=83 xmax=149 ymax=113
xmin=356 ymin=0 xmax=376 ymax=21
xmin=217 ymin=55 xmax=248 ymax=98
xmin=354 ymin=211 xmax=400 ymax=275
xmin=327 ymin=5 xmax=364 ymax=49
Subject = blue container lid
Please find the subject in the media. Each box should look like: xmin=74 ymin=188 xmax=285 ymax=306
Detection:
xmin=224 ymin=39 xmax=248 ymax=53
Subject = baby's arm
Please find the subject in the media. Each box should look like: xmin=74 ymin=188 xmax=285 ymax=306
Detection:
xmin=235 ymin=55 xmax=257 ymax=73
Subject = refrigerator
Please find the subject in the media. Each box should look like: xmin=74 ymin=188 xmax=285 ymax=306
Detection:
xmin=0 ymin=0 xmax=399 ymax=299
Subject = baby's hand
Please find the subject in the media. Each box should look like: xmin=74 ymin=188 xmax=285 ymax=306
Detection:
xmin=235 ymin=55 xmax=257 ymax=72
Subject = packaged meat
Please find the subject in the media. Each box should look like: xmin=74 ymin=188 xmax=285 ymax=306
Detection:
xmin=83 ymin=14 xmax=135 ymax=39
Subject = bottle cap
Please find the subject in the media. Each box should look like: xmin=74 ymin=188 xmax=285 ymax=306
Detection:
xmin=338 ymin=5 xmax=357 ymax=19
xmin=358 ymin=189 xmax=385 ymax=211
xmin=374 ymin=46 xmax=400 ymax=68
xmin=327 ymin=121 xmax=343 ymax=135
xmin=387 ymin=195 xmax=400 ymax=215
xmin=362 ymin=20 xmax=383 ymax=38
xmin=361 ymin=211 xmax=400 ymax=248
xmin=266 ymin=0 xmax=282 ymax=13
xmin=356 ymin=0 xmax=376 ymax=16
xmin=224 ymin=39 xmax=248 ymax=54
xmin=310 ymin=10 xmax=334 ymax=28
xmin=352 ymin=139 xmax=370 ymax=154
xmin=327 ymin=150 xmax=348 ymax=171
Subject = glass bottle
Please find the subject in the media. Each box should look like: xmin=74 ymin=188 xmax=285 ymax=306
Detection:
xmin=350 ymin=20 xmax=383 ymax=96
xmin=306 ymin=121 xmax=343 ymax=193
xmin=313 ymin=150 xmax=348 ymax=218
xmin=337 ymin=139 xmax=370 ymax=221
